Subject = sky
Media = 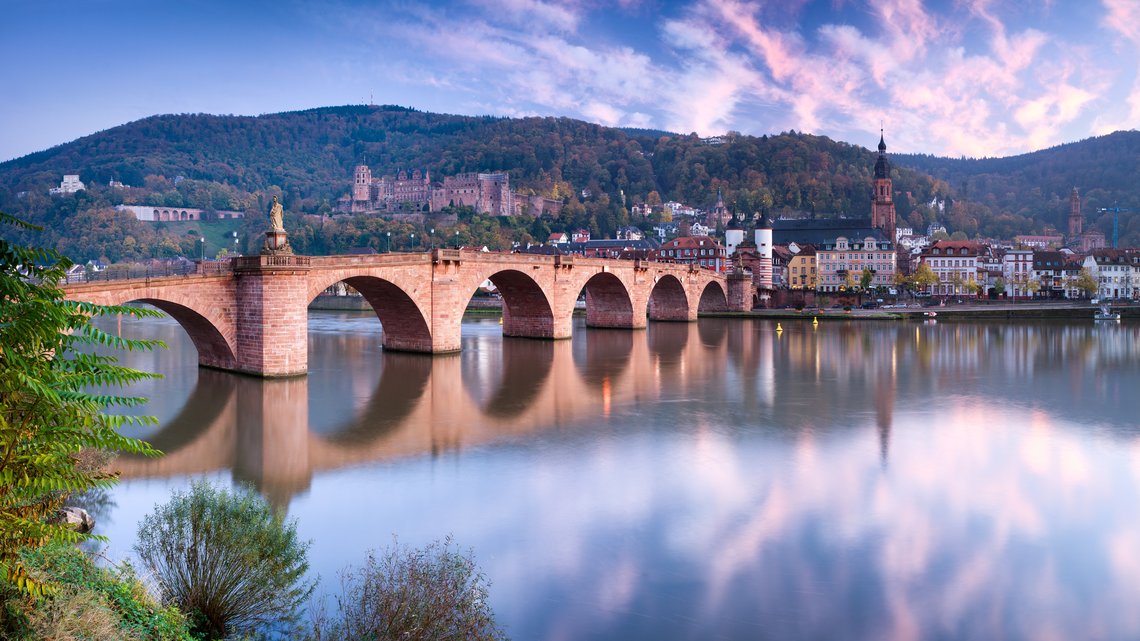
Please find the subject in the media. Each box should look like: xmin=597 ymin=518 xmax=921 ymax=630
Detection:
xmin=2 ymin=0 xmax=1138 ymax=163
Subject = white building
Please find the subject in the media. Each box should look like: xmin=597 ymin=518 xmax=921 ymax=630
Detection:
xmin=114 ymin=205 xmax=245 ymax=222
xmin=1082 ymin=251 xmax=1140 ymax=300
xmin=49 ymin=174 xmax=85 ymax=195
xmin=1001 ymin=249 xmax=1033 ymax=298
xmin=919 ymin=240 xmax=982 ymax=296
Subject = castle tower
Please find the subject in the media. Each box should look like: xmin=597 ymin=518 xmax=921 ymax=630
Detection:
xmin=1068 ymin=187 xmax=1082 ymax=239
xmin=353 ymin=164 xmax=372 ymax=203
xmin=871 ymin=131 xmax=896 ymax=243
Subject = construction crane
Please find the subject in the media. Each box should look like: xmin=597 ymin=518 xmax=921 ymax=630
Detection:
xmin=1097 ymin=202 xmax=1134 ymax=248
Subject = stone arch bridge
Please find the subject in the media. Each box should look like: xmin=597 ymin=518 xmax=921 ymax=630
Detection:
xmin=64 ymin=250 xmax=749 ymax=376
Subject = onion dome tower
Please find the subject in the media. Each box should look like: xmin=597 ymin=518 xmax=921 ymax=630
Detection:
xmin=754 ymin=210 xmax=774 ymax=290
xmin=725 ymin=213 xmax=745 ymax=258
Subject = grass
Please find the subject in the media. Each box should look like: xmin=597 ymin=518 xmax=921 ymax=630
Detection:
xmin=1 ymin=543 xmax=195 ymax=641
xmin=153 ymin=219 xmax=245 ymax=259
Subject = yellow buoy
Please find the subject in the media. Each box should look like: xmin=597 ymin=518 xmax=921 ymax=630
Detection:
xmin=812 ymin=316 xmax=818 ymax=326
xmin=776 ymin=322 xmax=783 ymax=333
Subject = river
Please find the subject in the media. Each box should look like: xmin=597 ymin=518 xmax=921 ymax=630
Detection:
xmin=93 ymin=312 xmax=1140 ymax=640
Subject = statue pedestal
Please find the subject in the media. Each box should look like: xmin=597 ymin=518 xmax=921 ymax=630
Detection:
xmin=262 ymin=230 xmax=293 ymax=255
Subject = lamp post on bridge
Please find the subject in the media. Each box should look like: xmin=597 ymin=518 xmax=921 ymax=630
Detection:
xmin=455 ymin=229 xmax=460 ymax=249
xmin=430 ymin=228 xmax=435 ymax=249
xmin=232 ymin=231 xmax=239 ymax=256
xmin=200 ymin=236 xmax=205 ymax=261
xmin=386 ymin=231 xmax=391 ymax=253
xmin=410 ymin=233 xmax=415 ymax=252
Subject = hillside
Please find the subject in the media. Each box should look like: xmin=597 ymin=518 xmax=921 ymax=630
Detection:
xmin=0 ymin=105 xmax=1137 ymax=262
xmin=0 ymin=105 xmax=940 ymax=214
xmin=894 ymin=130 xmax=1140 ymax=240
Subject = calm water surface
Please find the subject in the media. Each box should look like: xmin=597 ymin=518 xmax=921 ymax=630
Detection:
xmin=95 ymin=313 xmax=1140 ymax=641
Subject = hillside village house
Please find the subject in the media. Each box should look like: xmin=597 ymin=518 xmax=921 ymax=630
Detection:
xmin=1032 ymin=251 xmax=1079 ymax=298
xmin=787 ymin=245 xmax=817 ymax=290
xmin=657 ymin=236 xmax=727 ymax=272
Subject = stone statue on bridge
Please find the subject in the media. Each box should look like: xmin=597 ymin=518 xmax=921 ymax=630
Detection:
xmin=269 ymin=195 xmax=284 ymax=231
xmin=262 ymin=195 xmax=293 ymax=255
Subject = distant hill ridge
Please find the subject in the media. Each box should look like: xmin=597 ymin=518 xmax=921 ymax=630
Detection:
xmin=1 ymin=105 xmax=1137 ymax=245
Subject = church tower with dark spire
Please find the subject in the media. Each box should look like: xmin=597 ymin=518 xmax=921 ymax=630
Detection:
xmin=871 ymin=131 xmax=896 ymax=243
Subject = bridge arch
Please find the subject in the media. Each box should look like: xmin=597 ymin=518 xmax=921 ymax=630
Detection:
xmin=647 ymin=275 xmax=690 ymax=322
xmin=579 ymin=272 xmax=637 ymax=329
xmin=307 ymin=273 xmax=433 ymax=352
xmin=697 ymin=280 xmax=729 ymax=313
xmin=475 ymin=269 xmax=556 ymax=339
xmin=122 ymin=298 xmax=237 ymax=370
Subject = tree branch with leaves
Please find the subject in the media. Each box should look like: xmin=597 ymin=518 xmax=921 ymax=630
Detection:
xmin=0 ymin=212 xmax=163 ymax=596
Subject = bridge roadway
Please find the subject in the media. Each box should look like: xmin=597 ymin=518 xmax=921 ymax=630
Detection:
xmin=63 ymin=250 xmax=749 ymax=376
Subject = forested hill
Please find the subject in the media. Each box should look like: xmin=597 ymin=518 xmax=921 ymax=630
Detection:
xmin=893 ymin=130 xmax=1140 ymax=238
xmin=0 ymin=105 xmax=938 ymax=218
xmin=0 ymin=104 xmax=1137 ymax=249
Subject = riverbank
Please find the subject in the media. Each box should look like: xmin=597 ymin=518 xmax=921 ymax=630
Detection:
xmin=312 ymin=294 xmax=1134 ymax=322
xmin=708 ymin=301 xmax=1138 ymax=321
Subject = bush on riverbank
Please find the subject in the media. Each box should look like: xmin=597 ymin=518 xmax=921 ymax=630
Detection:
xmin=309 ymin=536 xmax=507 ymax=641
xmin=135 ymin=481 xmax=316 ymax=640
xmin=0 ymin=542 xmax=194 ymax=640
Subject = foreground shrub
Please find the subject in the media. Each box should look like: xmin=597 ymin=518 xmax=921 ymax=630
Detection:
xmin=311 ymin=536 xmax=507 ymax=641
xmin=135 ymin=481 xmax=315 ymax=639
xmin=0 ymin=542 xmax=193 ymax=640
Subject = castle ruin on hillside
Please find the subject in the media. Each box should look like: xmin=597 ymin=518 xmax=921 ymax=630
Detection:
xmin=337 ymin=164 xmax=561 ymax=218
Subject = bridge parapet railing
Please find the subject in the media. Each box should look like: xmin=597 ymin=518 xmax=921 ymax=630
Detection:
xmin=62 ymin=260 xmax=233 ymax=285
xmin=234 ymin=255 xmax=312 ymax=270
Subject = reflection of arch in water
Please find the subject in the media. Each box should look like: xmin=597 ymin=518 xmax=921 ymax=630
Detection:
xmin=647 ymin=275 xmax=689 ymax=321
xmin=647 ymin=321 xmax=690 ymax=366
xmin=463 ymin=338 xmax=555 ymax=420
xmin=573 ymin=328 xmax=634 ymax=388
xmin=579 ymin=272 xmax=635 ymax=329
xmin=118 ymin=367 xmax=236 ymax=458
xmin=317 ymin=351 xmax=434 ymax=445
xmin=698 ymin=318 xmax=728 ymax=348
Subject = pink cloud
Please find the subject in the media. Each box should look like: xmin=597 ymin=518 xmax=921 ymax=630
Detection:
xmin=1102 ymin=0 xmax=1140 ymax=44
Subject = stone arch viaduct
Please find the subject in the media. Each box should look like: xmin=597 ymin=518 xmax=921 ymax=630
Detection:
xmin=64 ymin=250 xmax=750 ymax=376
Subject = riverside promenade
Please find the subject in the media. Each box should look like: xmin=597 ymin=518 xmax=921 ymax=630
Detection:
xmin=713 ymin=300 xmax=1138 ymax=321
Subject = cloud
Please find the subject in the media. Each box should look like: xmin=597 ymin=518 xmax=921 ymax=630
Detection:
xmin=1102 ymin=0 xmax=1140 ymax=44
xmin=336 ymin=0 xmax=1136 ymax=157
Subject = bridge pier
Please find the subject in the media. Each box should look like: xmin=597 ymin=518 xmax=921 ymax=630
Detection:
xmin=727 ymin=271 xmax=752 ymax=312
xmin=234 ymin=256 xmax=312 ymax=377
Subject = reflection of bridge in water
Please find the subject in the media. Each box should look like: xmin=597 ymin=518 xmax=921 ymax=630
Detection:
xmin=113 ymin=318 xmax=1140 ymax=509
xmin=115 ymin=325 xmax=721 ymax=508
